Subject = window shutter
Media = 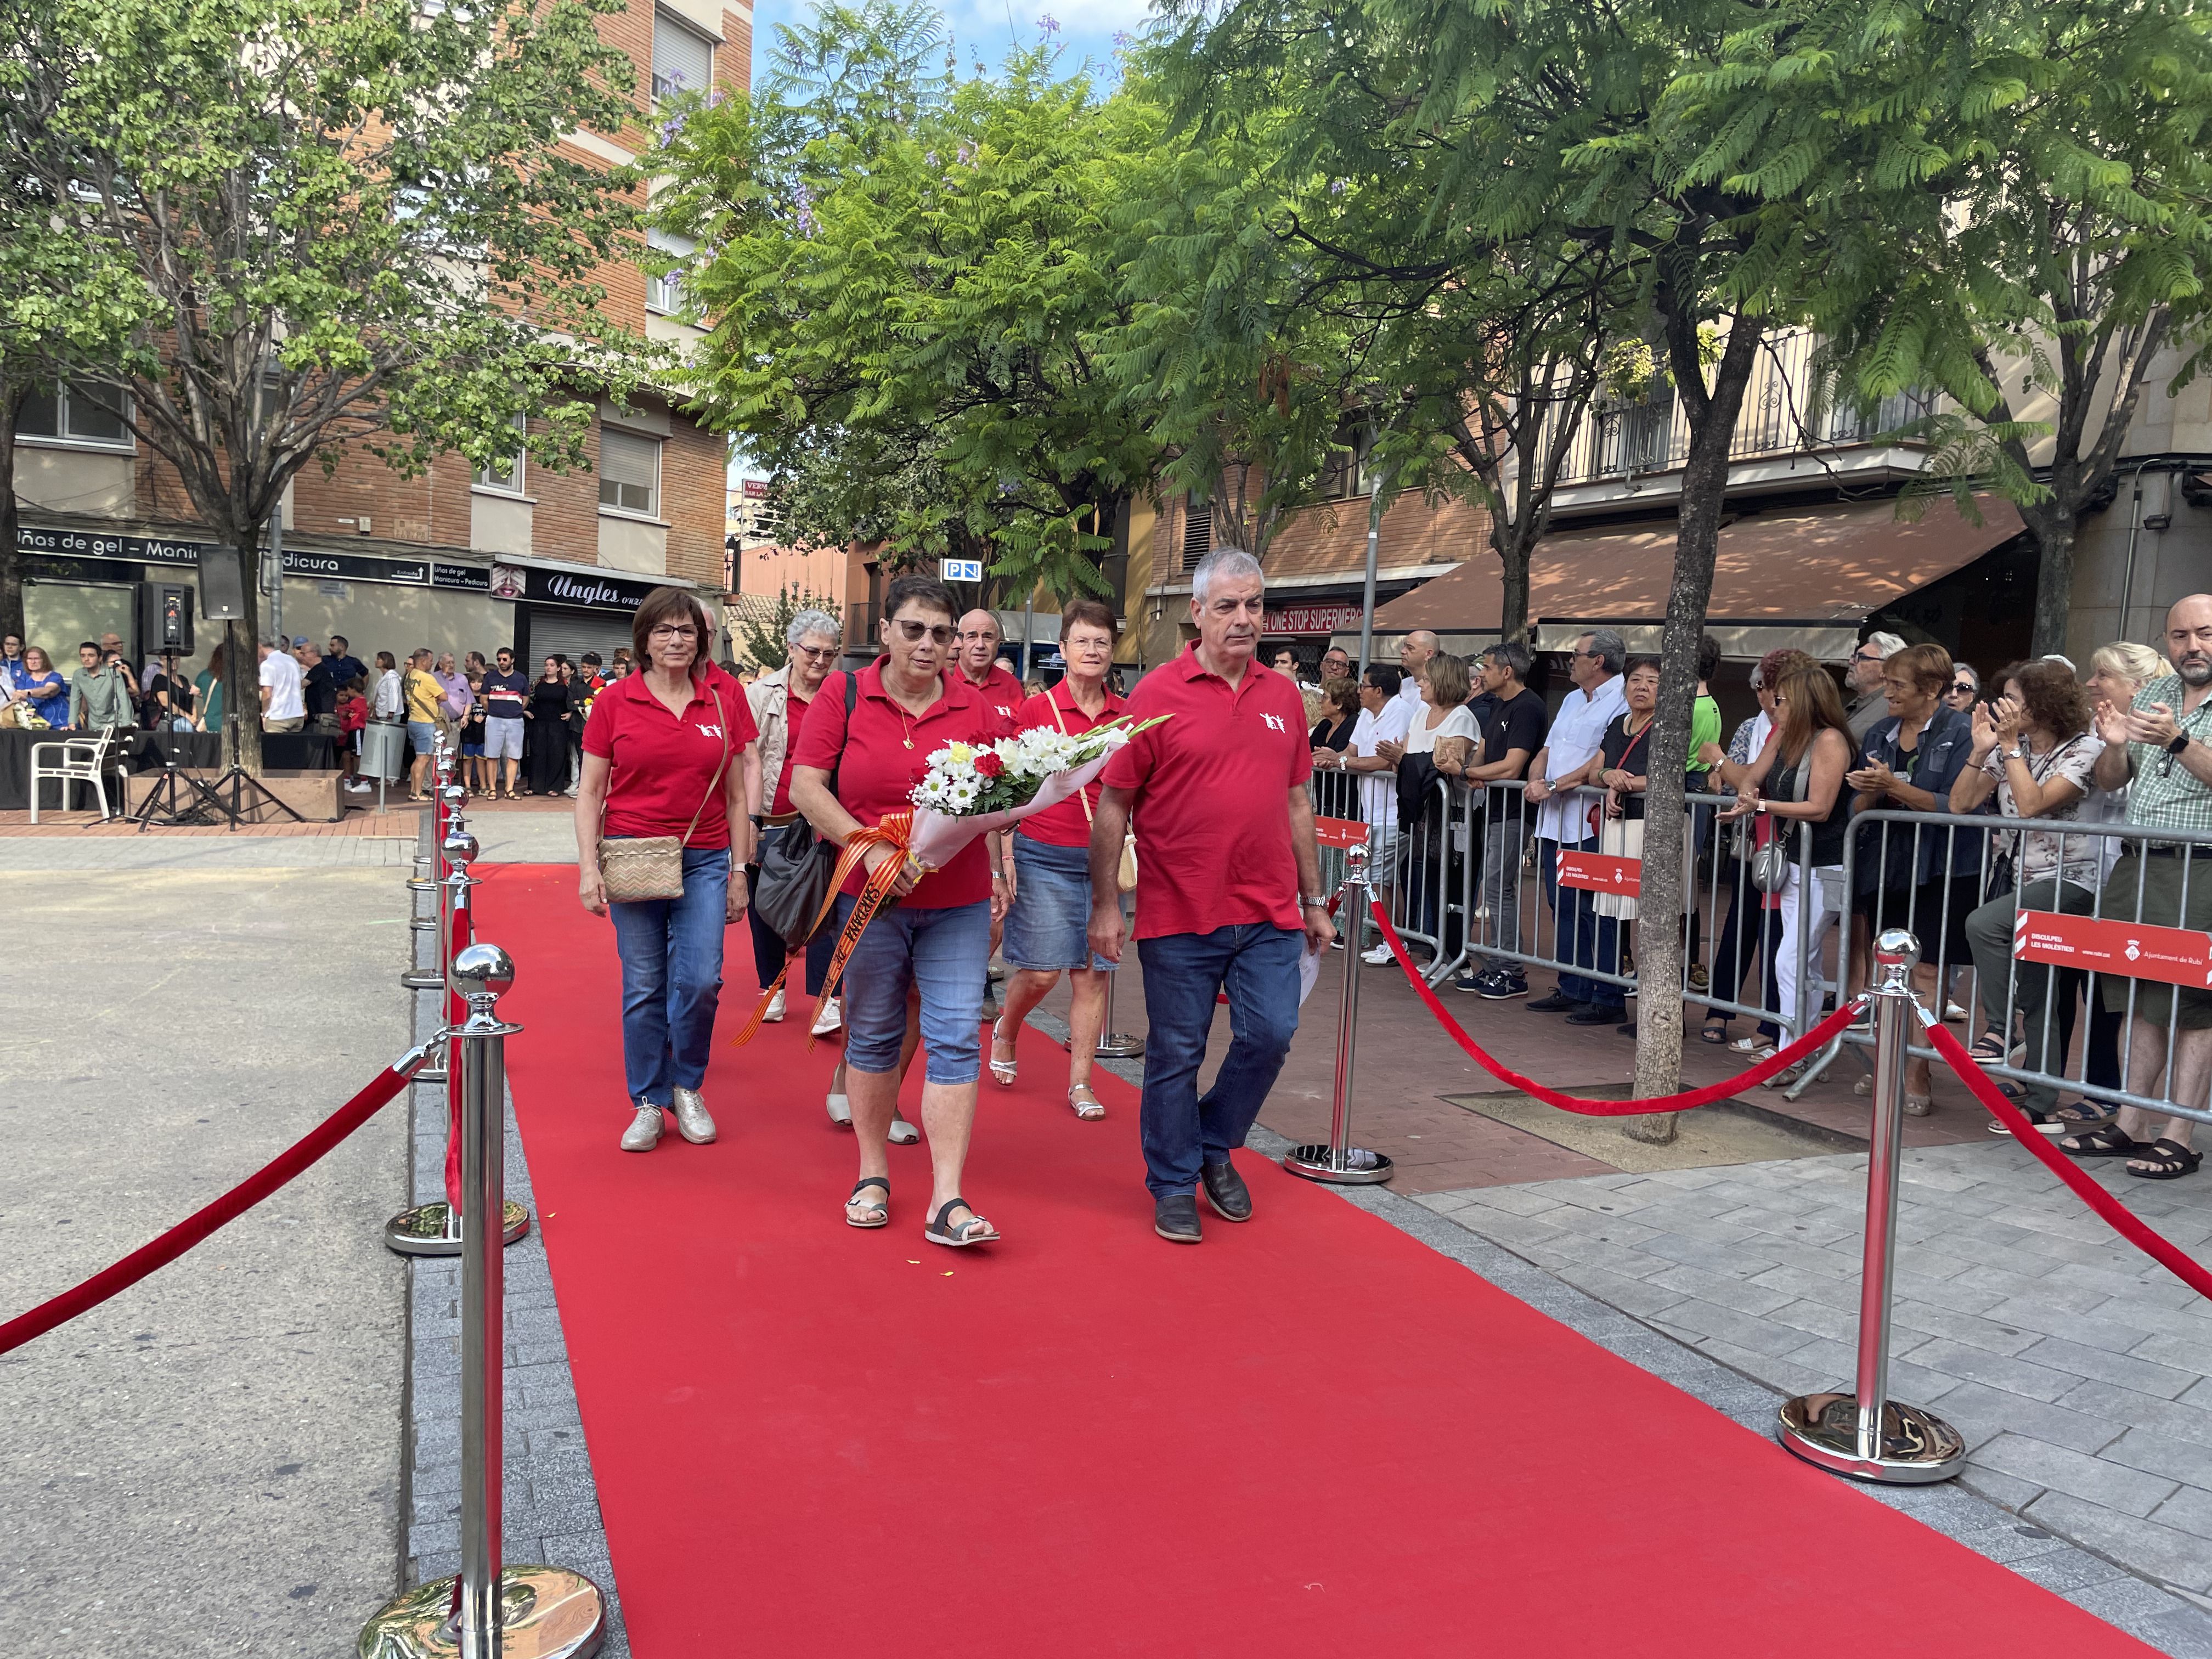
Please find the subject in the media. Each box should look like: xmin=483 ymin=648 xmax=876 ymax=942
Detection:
xmin=652 ymin=11 xmax=713 ymax=99
xmin=599 ymin=427 xmax=661 ymax=516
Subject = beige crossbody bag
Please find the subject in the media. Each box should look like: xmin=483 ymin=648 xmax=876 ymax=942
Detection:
xmin=1051 ymin=693 xmax=1137 ymax=892
xmin=596 ymin=685 xmax=735 ymax=904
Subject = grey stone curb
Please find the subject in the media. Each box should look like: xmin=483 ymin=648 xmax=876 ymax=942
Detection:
xmin=400 ymin=834 xmax=630 ymax=1656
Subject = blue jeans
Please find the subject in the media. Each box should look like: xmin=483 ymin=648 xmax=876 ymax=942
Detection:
xmin=1136 ymin=923 xmax=1303 ymax=1198
xmin=1536 ymin=836 xmax=1624 ymax=1013
xmin=608 ymin=847 xmax=729 ymax=1106
xmin=838 ymin=894 xmax=991 ymax=1085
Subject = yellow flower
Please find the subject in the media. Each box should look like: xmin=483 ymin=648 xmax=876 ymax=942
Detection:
xmin=947 ymin=742 xmax=974 ymax=763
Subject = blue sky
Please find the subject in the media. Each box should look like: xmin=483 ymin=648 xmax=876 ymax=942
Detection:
xmin=746 ymin=0 xmax=1156 ymax=91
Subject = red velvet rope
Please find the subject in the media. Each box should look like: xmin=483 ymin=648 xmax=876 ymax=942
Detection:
xmin=1367 ymin=901 xmax=1864 ymax=1115
xmin=0 ymin=1064 xmax=416 ymax=1357
xmin=1923 ymin=1020 xmax=2212 ymax=1302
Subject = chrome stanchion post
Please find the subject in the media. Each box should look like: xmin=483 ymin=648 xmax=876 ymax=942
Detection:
xmin=360 ymin=944 xmax=605 ymax=1659
xmin=1778 ymin=928 xmax=1965 ymax=1483
xmin=389 ymin=831 xmax=529 ymax=1256
xmin=1281 ymin=840 xmax=1393 ymax=1186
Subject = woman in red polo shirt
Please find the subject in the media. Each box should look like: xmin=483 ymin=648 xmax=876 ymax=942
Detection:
xmin=577 ymin=589 xmax=761 ymax=1154
xmin=791 ymin=574 xmax=1011 ymax=1248
xmin=990 ymin=599 xmax=1126 ymax=1120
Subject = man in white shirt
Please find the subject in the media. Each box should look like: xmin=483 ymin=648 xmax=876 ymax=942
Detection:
xmin=1395 ymin=630 xmax=1438 ymax=724
xmin=1341 ymin=664 xmax=1413 ymax=961
xmin=1522 ymin=629 xmax=1628 ymax=1017
xmin=257 ymin=636 xmax=306 ymax=733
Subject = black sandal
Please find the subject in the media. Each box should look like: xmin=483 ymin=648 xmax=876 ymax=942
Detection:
xmin=844 ymin=1176 xmax=889 ymax=1228
xmin=2056 ymin=1121 xmax=2141 ymax=1159
xmin=2128 ymin=1138 xmax=2203 ymax=1181
xmin=924 ymin=1196 xmax=998 ymax=1248
xmin=1700 ymin=1020 xmax=1729 ymax=1045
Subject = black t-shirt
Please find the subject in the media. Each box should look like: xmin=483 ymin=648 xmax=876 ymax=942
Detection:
xmin=1310 ymin=714 xmax=1356 ymax=752
xmin=144 ymin=670 xmax=191 ymax=723
xmin=460 ymin=699 xmax=487 ymax=743
xmin=302 ymin=659 xmax=341 ymax=718
xmin=1476 ymin=689 xmax=1547 ymax=775
xmin=1599 ymin=713 xmax=1659 ymax=821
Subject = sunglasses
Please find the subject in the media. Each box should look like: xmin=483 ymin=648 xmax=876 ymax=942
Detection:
xmin=1950 ymin=682 xmax=1974 ymax=695
xmin=793 ymin=644 xmax=837 ymax=661
xmin=891 ymin=619 xmax=956 ymax=646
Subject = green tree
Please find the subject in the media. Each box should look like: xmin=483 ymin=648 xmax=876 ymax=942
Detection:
xmin=1158 ymin=0 xmax=1920 ymax=1128
xmin=0 ymin=6 xmax=158 ymax=641
xmin=732 ymin=582 xmax=839 ymax=671
xmin=658 ymin=7 xmax=1166 ymax=605
xmin=15 ymin=0 xmax=650 ymax=770
xmin=1820 ymin=0 xmax=2212 ymax=657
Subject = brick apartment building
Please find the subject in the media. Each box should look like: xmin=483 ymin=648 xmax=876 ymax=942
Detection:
xmin=10 ymin=0 xmax=750 ymax=680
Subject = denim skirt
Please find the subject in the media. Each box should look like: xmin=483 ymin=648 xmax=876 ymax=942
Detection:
xmin=1005 ymin=835 xmax=1115 ymax=973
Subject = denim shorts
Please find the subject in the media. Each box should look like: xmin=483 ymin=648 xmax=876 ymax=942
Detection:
xmin=460 ymin=741 xmax=484 ymax=757
xmin=837 ymin=893 xmax=991 ymax=1085
xmin=407 ymin=719 xmax=437 ymax=755
xmin=1005 ymin=836 xmax=1115 ymax=973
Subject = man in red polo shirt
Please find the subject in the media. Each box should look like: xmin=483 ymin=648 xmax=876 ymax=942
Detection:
xmin=1088 ymin=548 xmax=1335 ymax=1243
xmin=955 ymin=608 xmax=1026 ymax=1015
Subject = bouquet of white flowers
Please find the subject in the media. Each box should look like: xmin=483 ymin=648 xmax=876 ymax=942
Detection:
xmin=901 ymin=716 xmax=1164 ymax=866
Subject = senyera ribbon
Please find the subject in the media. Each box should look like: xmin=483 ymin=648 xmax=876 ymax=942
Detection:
xmin=1367 ymin=901 xmax=1863 ymax=1114
xmin=730 ymin=812 xmax=920 ymax=1048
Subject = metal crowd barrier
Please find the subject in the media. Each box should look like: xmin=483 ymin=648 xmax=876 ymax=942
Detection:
xmin=1329 ymin=769 xmax=1834 ymax=1048
xmin=1323 ymin=747 xmax=2209 ymax=1125
xmin=1787 ymin=806 xmax=2212 ymax=1127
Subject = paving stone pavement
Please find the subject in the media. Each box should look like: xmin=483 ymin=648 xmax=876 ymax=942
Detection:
xmin=0 ymin=832 xmax=414 ymax=870
xmin=1413 ymin=1139 xmax=2212 ymax=1610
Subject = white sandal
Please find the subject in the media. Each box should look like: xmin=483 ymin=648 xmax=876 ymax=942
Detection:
xmin=1068 ymin=1084 xmax=1105 ymax=1120
xmin=988 ymin=1018 xmax=1018 ymax=1087
xmin=826 ymin=1090 xmax=852 ymax=1129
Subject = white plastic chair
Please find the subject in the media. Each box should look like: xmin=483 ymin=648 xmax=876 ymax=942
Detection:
xmin=29 ymin=725 xmax=130 ymax=822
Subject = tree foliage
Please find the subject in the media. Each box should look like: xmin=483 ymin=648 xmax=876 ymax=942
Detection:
xmin=658 ymin=4 xmax=1166 ymax=603
xmin=1817 ymin=0 xmax=2212 ymax=654
xmin=9 ymin=0 xmax=651 ymax=768
xmin=732 ymin=582 xmax=839 ymax=671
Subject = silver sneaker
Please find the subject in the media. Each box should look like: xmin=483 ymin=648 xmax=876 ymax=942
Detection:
xmin=763 ymin=986 xmax=786 ymax=1023
xmin=671 ymin=1087 xmax=718 ymax=1144
xmin=620 ymin=1103 xmax=663 ymax=1152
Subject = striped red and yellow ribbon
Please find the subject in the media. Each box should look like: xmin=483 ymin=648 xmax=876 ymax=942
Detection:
xmin=730 ymin=812 xmax=919 ymax=1048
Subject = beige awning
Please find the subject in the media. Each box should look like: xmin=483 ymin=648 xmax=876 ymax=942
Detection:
xmin=1371 ymin=496 xmax=2025 ymax=658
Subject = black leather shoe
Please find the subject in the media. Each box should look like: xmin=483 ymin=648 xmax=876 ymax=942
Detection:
xmin=1526 ymin=991 xmax=1583 ymax=1014
xmin=1200 ymin=1159 xmax=1252 ymax=1222
xmin=1565 ymin=1004 xmax=1624 ymax=1025
xmin=1154 ymin=1193 xmax=1203 ymax=1243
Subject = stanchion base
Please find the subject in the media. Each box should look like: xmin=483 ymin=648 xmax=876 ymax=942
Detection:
xmin=1279 ymin=1144 xmax=1394 ymax=1185
xmin=359 ymin=1564 xmax=605 ymax=1659
xmin=1777 ymin=1392 xmax=1966 ymax=1483
xmin=1095 ymin=1032 xmax=1145 ymax=1058
xmin=383 ymin=1200 xmax=531 ymax=1257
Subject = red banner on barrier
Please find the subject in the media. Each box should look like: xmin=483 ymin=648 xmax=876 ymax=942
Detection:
xmin=1556 ymin=849 xmax=1640 ymax=897
xmin=1315 ymin=816 xmax=1370 ymax=849
xmin=2012 ymin=908 xmax=2212 ymax=990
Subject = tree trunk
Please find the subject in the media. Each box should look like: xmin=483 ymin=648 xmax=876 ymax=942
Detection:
xmin=226 ymin=531 xmax=265 ymax=777
xmin=1624 ymin=324 xmax=1762 ymax=1144
xmin=1494 ymin=519 xmax=1534 ymax=646
xmin=0 ymin=384 xmax=22 ymax=645
xmin=2027 ymin=512 xmax=2077 ymax=659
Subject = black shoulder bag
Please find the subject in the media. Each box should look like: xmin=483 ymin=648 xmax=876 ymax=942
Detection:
xmin=752 ymin=670 xmax=857 ymax=949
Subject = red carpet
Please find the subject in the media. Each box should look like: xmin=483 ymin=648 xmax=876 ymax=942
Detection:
xmin=478 ymin=866 xmax=2155 ymax=1658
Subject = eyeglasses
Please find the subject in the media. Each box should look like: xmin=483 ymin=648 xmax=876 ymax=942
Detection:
xmin=793 ymin=644 xmax=837 ymax=661
xmin=647 ymin=624 xmax=697 ymax=641
xmin=892 ymin=619 xmax=956 ymax=646
xmin=1852 ymin=648 xmax=1883 ymax=663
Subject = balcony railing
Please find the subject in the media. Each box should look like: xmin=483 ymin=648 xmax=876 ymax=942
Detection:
xmin=1549 ymin=331 xmax=1934 ymax=486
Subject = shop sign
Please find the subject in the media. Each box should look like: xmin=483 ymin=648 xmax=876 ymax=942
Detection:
xmin=18 ymin=526 xmax=205 ymax=566
xmin=501 ymin=562 xmax=666 ymax=612
xmin=18 ymin=527 xmax=493 ymax=592
xmin=1265 ymin=601 xmax=1365 ymax=636
xmin=2013 ymin=909 xmax=2212 ymax=990
xmin=1556 ymin=849 xmax=1640 ymax=898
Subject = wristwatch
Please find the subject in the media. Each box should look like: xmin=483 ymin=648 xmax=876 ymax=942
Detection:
xmin=1300 ymin=894 xmax=1331 ymax=909
xmin=2169 ymin=731 xmax=2192 ymax=757
xmin=2004 ymin=744 xmax=2026 ymax=761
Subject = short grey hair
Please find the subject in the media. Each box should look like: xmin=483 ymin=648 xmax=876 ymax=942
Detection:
xmin=1190 ymin=546 xmax=1263 ymax=604
xmin=785 ymin=608 xmax=841 ymax=650
xmin=1864 ymin=630 xmax=1908 ymax=660
xmin=1581 ymin=629 xmax=1626 ymax=676
xmin=1485 ymin=640 xmax=1533 ymax=680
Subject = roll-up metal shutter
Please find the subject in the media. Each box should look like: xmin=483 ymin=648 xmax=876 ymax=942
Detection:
xmin=523 ymin=612 xmax=636 ymax=672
